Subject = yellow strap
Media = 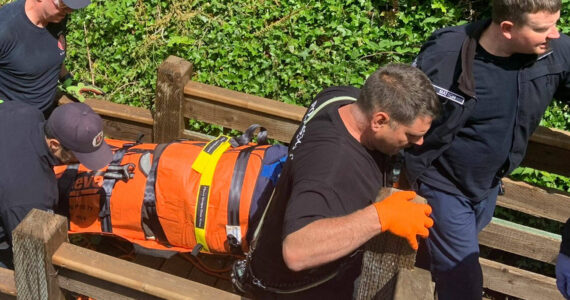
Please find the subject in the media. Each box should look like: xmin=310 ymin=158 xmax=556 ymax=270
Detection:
xmin=192 ymin=135 xmax=232 ymax=252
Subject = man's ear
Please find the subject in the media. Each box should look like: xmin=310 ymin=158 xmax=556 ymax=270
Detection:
xmin=500 ymin=20 xmax=515 ymax=40
xmin=46 ymin=138 xmax=62 ymax=153
xmin=370 ymin=111 xmax=390 ymax=132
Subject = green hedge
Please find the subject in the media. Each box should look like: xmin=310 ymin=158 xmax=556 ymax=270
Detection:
xmin=67 ymin=0 xmax=479 ymax=107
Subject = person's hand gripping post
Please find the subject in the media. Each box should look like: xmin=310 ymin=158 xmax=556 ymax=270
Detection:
xmin=373 ymin=190 xmax=433 ymax=250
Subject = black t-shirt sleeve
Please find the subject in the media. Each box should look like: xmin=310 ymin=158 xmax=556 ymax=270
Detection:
xmin=283 ymin=180 xmax=341 ymax=238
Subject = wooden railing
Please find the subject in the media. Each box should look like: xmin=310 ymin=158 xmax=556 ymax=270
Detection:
xmin=1 ymin=55 xmax=568 ymax=299
xmin=5 ymin=209 xmax=243 ymax=300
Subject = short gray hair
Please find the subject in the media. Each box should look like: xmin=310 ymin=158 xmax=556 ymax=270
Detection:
xmin=357 ymin=63 xmax=439 ymax=126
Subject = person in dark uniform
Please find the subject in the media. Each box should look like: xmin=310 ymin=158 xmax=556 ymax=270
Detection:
xmin=0 ymin=100 xmax=112 ymax=268
xmin=236 ymin=64 xmax=441 ymax=299
xmin=0 ymin=0 xmax=102 ymax=118
xmin=557 ymin=218 xmax=570 ymax=299
xmin=405 ymin=0 xmax=570 ymax=299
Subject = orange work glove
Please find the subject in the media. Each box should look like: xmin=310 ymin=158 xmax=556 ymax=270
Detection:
xmin=373 ymin=191 xmax=433 ymax=250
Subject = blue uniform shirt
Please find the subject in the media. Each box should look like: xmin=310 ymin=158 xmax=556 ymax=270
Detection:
xmin=0 ymin=101 xmax=59 ymax=257
xmin=422 ymin=44 xmax=535 ymax=200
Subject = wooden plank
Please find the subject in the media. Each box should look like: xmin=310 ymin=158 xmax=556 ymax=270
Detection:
xmin=101 ymin=116 xmax=153 ymax=142
xmin=57 ymin=268 xmax=162 ymax=300
xmin=214 ymin=278 xmax=236 ymax=294
xmin=524 ymin=126 xmax=570 ymax=177
xmin=185 ymin=255 xmax=230 ymax=288
xmin=12 ymin=209 xmax=67 ymax=300
xmin=0 ymin=292 xmax=17 ymax=300
xmin=187 ymin=267 xmax=218 ymax=287
xmin=524 ymin=140 xmax=570 ymax=178
xmin=480 ymin=258 xmax=563 ymax=300
xmin=392 ymin=268 xmax=434 ymax=300
xmin=58 ymin=95 xmax=154 ymax=126
xmin=529 ymin=126 xmax=570 ymax=153
xmin=498 ymin=178 xmax=570 ymax=223
xmin=479 ymin=218 xmax=561 ymax=264
xmin=183 ymin=95 xmax=302 ymax=144
xmin=131 ymin=254 xmax=165 ymax=270
xmin=159 ymin=254 xmax=192 ymax=278
xmin=0 ymin=268 xmax=16 ymax=299
xmin=52 ymin=243 xmax=242 ymax=300
xmin=184 ymin=81 xmax=306 ymax=122
xmin=181 ymin=129 xmax=215 ymax=142
xmin=154 ymin=56 xmax=193 ymax=143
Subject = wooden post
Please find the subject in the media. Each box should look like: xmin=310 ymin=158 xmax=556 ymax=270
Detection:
xmin=356 ymin=188 xmax=429 ymax=300
xmin=154 ymin=55 xmax=193 ymax=143
xmin=12 ymin=209 xmax=67 ymax=300
xmin=0 ymin=268 xmax=17 ymax=299
xmin=392 ymin=268 xmax=434 ymax=300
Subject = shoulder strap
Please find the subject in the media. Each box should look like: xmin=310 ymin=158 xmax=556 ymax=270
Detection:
xmin=304 ymin=96 xmax=357 ymax=124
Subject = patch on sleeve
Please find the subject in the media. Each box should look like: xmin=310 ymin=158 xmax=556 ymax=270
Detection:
xmin=432 ymin=84 xmax=464 ymax=105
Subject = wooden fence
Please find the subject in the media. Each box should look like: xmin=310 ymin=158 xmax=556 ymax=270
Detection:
xmin=1 ymin=55 xmax=569 ymax=299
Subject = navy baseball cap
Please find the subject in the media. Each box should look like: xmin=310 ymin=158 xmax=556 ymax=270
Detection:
xmin=46 ymin=103 xmax=112 ymax=170
xmin=61 ymin=0 xmax=91 ymax=10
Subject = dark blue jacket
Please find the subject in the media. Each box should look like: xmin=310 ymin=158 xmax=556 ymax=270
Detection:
xmin=405 ymin=19 xmax=570 ymax=190
xmin=0 ymin=101 xmax=59 ymax=245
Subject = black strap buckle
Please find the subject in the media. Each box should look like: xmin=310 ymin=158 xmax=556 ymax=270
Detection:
xmin=104 ymin=163 xmax=135 ymax=182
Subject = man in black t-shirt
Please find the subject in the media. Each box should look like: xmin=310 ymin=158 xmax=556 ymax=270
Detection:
xmin=405 ymin=1 xmax=570 ymax=299
xmin=0 ymin=0 xmax=100 ymax=117
xmin=242 ymin=64 xmax=440 ymax=299
xmin=0 ymin=101 xmax=112 ymax=269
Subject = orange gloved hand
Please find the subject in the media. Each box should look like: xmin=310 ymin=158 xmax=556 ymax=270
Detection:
xmin=373 ymin=191 xmax=434 ymax=250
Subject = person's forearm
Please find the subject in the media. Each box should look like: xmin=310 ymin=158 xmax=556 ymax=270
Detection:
xmin=282 ymin=205 xmax=380 ymax=271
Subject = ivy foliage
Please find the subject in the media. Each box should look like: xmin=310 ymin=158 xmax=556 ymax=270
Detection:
xmin=62 ymin=0 xmax=485 ymax=107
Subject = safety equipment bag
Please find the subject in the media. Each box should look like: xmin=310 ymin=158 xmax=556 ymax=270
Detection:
xmin=55 ymin=125 xmax=288 ymax=256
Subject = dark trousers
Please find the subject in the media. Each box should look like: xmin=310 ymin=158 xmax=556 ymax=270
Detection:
xmin=418 ymin=182 xmax=499 ymax=300
xmin=0 ymin=239 xmax=13 ymax=269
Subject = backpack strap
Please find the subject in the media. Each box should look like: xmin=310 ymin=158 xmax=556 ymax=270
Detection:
xmin=141 ymin=143 xmax=171 ymax=244
xmin=304 ymin=96 xmax=357 ymax=124
xmin=191 ymin=135 xmax=233 ymax=254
